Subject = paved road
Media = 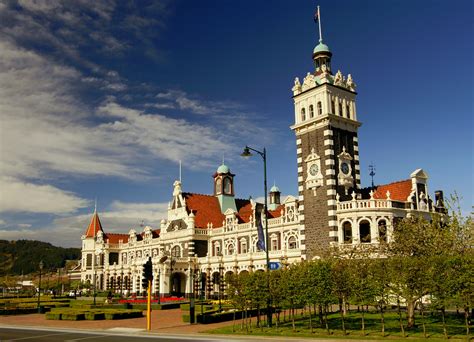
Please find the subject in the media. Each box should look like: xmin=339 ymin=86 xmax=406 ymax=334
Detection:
xmin=0 ymin=327 xmax=254 ymax=342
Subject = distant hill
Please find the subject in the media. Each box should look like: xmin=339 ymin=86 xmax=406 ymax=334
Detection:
xmin=0 ymin=240 xmax=81 ymax=276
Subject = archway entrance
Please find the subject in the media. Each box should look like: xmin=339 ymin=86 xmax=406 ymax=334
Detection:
xmin=171 ymin=272 xmax=185 ymax=297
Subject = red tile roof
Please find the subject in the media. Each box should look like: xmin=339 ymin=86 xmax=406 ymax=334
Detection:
xmin=183 ymin=193 xmax=225 ymax=228
xmin=84 ymin=212 xmax=104 ymax=237
xmin=105 ymin=233 xmax=129 ymax=244
xmin=373 ymin=179 xmax=413 ymax=202
xmin=269 ymin=204 xmax=285 ymax=218
xmin=236 ymin=201 xmax=253 ymax=223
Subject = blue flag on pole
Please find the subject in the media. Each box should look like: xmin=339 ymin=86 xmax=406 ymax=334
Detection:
xmin=257 ymin=211 xmax=266 ymax=251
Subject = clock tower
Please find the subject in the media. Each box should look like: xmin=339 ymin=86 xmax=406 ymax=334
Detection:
xmin=291 ymin=8 xmax=361 ymax=258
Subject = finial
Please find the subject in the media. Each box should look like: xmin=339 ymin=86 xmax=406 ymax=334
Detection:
xmin=222 ymin=155 xmax=225 ymax=165
xmin=369 ymin=163 xmax=376 ymax=189
xmin=94 ymin=198 xmax=97 ymax=213
xmin=314 ymin=6 xmax=323 ymax=43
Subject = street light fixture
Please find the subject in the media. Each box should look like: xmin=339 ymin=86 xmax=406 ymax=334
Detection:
xmin=37 ymin=260 xmax=44 ymax=313
xmin=240 ymin=145 xmax=272 ymax=327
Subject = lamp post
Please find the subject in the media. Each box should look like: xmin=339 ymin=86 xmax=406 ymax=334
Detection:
xmin=37 ymin=260 xmax=43 ymax=313
xmin=241 ymin=145 xmax=272 ymax=327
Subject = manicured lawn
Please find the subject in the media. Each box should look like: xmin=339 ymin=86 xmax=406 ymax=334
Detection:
xmin=205 ymin=310 xmax=470 ymax=341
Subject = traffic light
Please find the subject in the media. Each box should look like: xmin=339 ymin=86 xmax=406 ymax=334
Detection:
xmin=142 ymin=257 xmax=153 ymax=289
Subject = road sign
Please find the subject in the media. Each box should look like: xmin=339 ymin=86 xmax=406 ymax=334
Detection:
xmin=269 ymin=262 xmax=281 ymax=271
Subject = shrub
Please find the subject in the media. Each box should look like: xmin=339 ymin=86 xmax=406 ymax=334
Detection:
xmin=45 ymin=312 xmax=62 ymax=320
xmin=85 ymin=312 xmax=105 ymax=320
xmin=61 ymin=312 xmax=85 ymax=321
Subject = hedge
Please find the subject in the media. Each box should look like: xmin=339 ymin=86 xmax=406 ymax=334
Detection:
xmin=45 ymin=312 xmax=62 ymax=320
xmin=61 ymin=312 xmax=85 ymax=321
xmin=85 ymin=312 xmax=105 ymax=320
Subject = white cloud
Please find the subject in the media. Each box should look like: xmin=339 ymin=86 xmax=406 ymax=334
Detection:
xmin=0 ymin=177 xmax=89 ymax=214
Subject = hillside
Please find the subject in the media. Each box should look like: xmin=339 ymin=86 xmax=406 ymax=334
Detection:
xmin=0 ymin=240 xmax=80 ymax=275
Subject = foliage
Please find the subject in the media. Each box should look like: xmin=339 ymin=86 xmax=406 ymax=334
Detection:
xmin=0 ymin=240 xmax=80 ymax=276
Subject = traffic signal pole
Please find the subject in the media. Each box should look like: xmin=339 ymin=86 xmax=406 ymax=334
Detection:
xmin=147 ymin=279 xmax=151 ymax=331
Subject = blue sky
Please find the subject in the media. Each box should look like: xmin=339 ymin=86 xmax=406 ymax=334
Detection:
xmin=0 ymin=0 xmax=472 ymax=247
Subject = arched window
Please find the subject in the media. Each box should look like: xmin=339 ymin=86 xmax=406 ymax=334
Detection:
xmin=346 ymin=104 xmax=350 ymax=118
xmin=339 ymin=101 xmax=343 ymax=116
xmin=215 ymin=178 xmax=222 ymax=195
xmin=301 ymin=108 xmax=306 ymax=121
xmin=331 ymin=100 xmax=335 ymax=114
xmin=171 ymin=245 xmax=181 ymax=257
xmin=309 ymin=105 xmax=314 ymax=118
xmin=378 ymin=220 xmax=387 ymax=243
xmin=223 ymin=177 xmax=232 ymax=194
xmin=271 ymin=235 xmax=279 ymax=251
xmin=343 ymin=222 xmax=352 ymax=243
xmin=317 ymin=101 xmax=322 ymax=115
xmin=359 ymin=220 xmax=371 ymax=243
xmin=288 ymin=236 xmax=298 ymax=249
xmin=227 ymin=243 xmax=234 ymax=255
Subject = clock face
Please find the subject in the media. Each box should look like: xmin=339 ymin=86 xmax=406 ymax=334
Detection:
xmin=341 ymin=162 xmax=350 ymax=175
xmin=309 ymin=163 xmax=319 ymax=176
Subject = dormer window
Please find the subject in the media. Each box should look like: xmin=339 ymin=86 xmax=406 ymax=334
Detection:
xmin=309 ymin=105 xmax=314 ymax=118
xmin=317 ymin=101 xmax=322 ymax=115
xmin=301 ymin=108 xmax=306 ymax=121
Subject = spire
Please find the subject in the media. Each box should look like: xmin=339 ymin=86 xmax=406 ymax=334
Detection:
xmin=312 ymin=6 xmax=332 ymax=74
xmin=84 ymin=204 xmax=104 ymax=238
xmin=315 ymin=5 xmax=323 ymax=43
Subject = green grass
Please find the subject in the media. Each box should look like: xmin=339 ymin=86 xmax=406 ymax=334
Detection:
xmin=205 ymin=310 xmax=470 ymax=341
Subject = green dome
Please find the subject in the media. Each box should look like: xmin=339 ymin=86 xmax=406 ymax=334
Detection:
xmin=270 ymin=185 xmax=280 ymax=193
xmin=217 ymin=164 xmax=230 ymax=174
xmin=313 ymin=42 xmax=330 ymax=54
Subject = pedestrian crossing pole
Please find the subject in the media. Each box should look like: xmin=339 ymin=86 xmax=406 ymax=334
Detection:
xmin=147 ymin=279 xmax=152 ymax=331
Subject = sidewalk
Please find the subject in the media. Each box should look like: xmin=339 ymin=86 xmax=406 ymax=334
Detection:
xmin=0 ymin=308 xmax=231 ymax=334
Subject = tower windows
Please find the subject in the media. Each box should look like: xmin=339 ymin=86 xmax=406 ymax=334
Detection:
xmin=331 ymin=99 xmax=335 ymax=114
xmin=301 ymin=108 xmax=306 ymax=121
xmin=223 ymin=177 xmax=232 ymax=195
xmin=317 ymin=101 xmax=322 ymax=115
xmin=339 ymin=101 xmax=343 ymax=117
xmin=346 ymin=104 xmax=350 ymax=118
xmin=215 ymin=178 xmax=222 ymax=195
xmin=309 ymin=105 xmax=314 ymax=118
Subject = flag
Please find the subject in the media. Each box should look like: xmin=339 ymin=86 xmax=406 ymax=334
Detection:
xmin=256 ymin=211 xmax=266 ymax=251
xmin=313 ymin=7 xmax=319 ymax=23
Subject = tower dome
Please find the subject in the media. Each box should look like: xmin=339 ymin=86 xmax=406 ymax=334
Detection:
xmin=270 ymin=184 xmax=280 ymax=193
xmin=313 ymin=42 xmax=331 ymax=55
xmin=217 ymin=163 xmax=230 ymax=174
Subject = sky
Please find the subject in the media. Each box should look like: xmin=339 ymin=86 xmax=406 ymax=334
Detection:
xmin=0 ymin=0 xmax=472 ymax=248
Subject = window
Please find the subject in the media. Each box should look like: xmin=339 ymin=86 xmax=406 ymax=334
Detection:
xmin=215 ymin=178 xmax=222 ymax=195
xmin=378 ymin=220 xmax=387 ymax=243
xmin=227 ymin=244 xmax=234 ymax=255
xmin=331 ymin=100 xmax=335 ymax=114
xmin=346 ymin=104 xmax=350 ymax=118
xmin=359 ymin=220 xmax=371 ymax=243
xmin=223 ymin=177 xmax=232 ymax=194
xmin=214 ymin=242 xmax=221 ymax=256
xmin=301 ymin=108 xmax=306 ymax=121
xmin=240 ymin=240 xmax=247 ymax=254
xmin=309 ymin=105 xmax=314 ymax=118
xmin=317 ymin=101 xmax=322 ymax=115
xmin=171 ymin=245 xmax=181 ymax=257
xmin=339 ymin=102 xmax=343 ymax=116
xmin=271 ymin=237 xmax=278 ymax=251
xmin=343 ymin=222 xmax=352 ymax=243
xmin=288 ymin=236 xmax=297 ymax=249
xmin=86 ymin=254 xmax=92 ymax=267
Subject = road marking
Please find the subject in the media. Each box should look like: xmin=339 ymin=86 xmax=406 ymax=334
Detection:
xmin=7 ymin=332 xmax=70 ymax=340
xmin=65 ymin=335 xmax=107 ymax=342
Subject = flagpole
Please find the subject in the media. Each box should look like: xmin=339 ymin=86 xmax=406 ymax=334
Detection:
xmin=318 ymin=5 xmax=323 ymax=42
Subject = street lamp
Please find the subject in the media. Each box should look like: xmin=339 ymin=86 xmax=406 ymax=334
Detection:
xmin=37 ymin=260 xmax=44 ymax=313
xmin=240 ymin=145 xmax=272 ymax=327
